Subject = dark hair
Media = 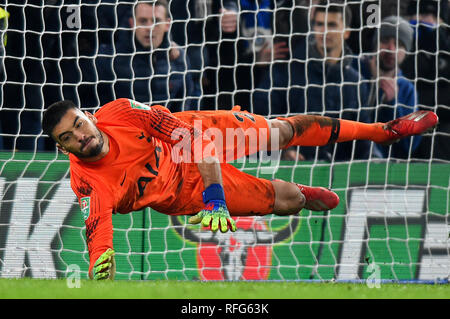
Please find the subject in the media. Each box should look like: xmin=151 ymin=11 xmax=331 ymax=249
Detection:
xmin=314 ymin=0 xmax=353 ymax=27
xmin=134 ymin=0 xmax=169 ymax=18
xmin=407 ymin=0 xmax=440 ymax=18
xmin=42 ymin=100 xmax=79 ymax=139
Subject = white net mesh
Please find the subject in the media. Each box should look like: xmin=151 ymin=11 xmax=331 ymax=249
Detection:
xmin=0 ymin=0 xmax=449 ymax=282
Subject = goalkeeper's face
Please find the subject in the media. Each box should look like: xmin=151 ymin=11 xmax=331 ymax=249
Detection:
xmin=53 ymin=108 xmax=105 ymax=160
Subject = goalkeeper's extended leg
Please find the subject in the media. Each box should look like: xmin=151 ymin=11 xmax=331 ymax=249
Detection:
xmin=271 ymin=179 xmax=339 ymax=214
xmin=268 ymin=110 xmax=439 ymax=149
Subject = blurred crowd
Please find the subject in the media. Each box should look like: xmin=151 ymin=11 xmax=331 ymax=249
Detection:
xmin=0 ymin=0 xmax=448 ymax=161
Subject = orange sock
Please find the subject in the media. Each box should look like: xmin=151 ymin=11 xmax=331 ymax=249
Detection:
xmin=337 ymin=119 xmax=387 ymax=143
xmin=279 ymin=115 xmax=388 ymax=147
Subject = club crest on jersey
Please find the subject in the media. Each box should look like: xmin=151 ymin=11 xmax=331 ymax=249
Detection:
xmin=129 ymin=99 xmax=151 ymax=110
xmin=80 ymin=197 xmax=91 ymax=220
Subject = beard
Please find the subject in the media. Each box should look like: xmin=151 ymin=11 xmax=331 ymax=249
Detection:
xmin=76 ymin=129 xmax=104 ymax=159
xmin=378 ymin=54 xmax=396 ymax=72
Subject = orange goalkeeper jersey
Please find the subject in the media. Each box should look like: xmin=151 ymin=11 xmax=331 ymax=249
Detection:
xmin=69 ymin=98 xmax=206 ymax=274
xmin=70 ymin=98 xmax=275 ymax=275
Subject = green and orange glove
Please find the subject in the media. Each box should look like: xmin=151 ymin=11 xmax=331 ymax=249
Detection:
xmin=188 ymin=184 xmax=237 ymax=233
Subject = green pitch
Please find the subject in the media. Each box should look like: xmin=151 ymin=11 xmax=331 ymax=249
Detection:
xmin=0 ymin=279 xmax=448 ymax=299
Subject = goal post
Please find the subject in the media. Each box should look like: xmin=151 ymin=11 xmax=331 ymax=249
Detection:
xmin=0 ymin=1 xmax=449 ymax=282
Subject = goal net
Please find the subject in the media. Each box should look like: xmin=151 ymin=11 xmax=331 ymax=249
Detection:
xmin=0 ymin=0 xmax=449 ymax=283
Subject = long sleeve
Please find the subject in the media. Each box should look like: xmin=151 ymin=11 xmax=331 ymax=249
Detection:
xmin=95 ymin=98 xmax=215 ymax=163
xmin=71 ymin=171 xmax=115 ymax=276
xmin=94 ymin=98 xmax=194 ymax=144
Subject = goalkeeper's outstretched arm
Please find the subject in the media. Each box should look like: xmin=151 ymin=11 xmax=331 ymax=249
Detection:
xmin=188 ymin=156 xmax=237 ymax=233
xmin=71 ymin=177 xmax=116 ymax=280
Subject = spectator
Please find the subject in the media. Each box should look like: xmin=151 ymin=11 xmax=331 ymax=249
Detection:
xmin=169 ymin=0 xmax=240 ymax=110
xmin=1 ymin=2 xmax=80 ymax=151
xmin=402 ymin=0 xmax=450 ymax=160
xmin=274 ymin=0 xmax=314 ymax=39
xmin=233 ymin=0 xmax=291 ymax=109
xmin=95 ymin=0 xmax=135 ymax=48
xmin=96 ymin=0 xmax=200 ymax=112
xmin=177 ymin=0 xmax=291 ymax=110
xmin=253 ymin=0 xmax=371 ymax=161
xmin=355 ymin=16 xmax=421 ymax=159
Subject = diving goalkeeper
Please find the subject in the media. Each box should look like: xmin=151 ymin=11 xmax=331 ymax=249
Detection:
xmin=42 ymin=98 xmax=438 ymax=280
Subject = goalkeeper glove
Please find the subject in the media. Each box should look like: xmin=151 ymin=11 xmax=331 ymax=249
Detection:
xmin=188 ymin=184 xmax=237 ymax=233
xmin=92 ymin=248 xmax=115 ymax=280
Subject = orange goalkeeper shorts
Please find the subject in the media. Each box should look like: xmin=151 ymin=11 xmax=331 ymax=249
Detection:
xmin=169 ymin=161 xmax=275 ymax=217
xmin=168 ymin=107 xmax=275 ymax=216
